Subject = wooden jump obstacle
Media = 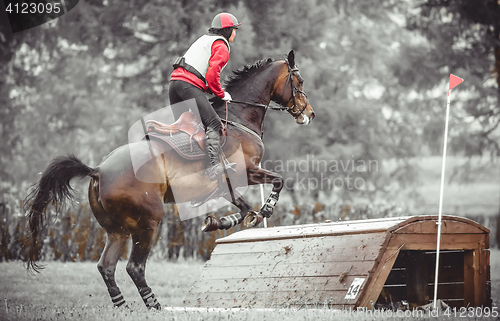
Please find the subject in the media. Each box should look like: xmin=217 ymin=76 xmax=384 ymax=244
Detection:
xmin=183 ymin=215 xmax=491 ymax=309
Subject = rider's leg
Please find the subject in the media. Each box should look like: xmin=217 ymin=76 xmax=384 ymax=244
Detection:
xmin=168 ymin=80 xmax=234 ymax=180
xmin=204 ymin=126 xmax=223 ymax=174
xmin=198 ymin=101 xmax=235 ymax=181
xmin=168 ymin=80 xmax=186 ymax=120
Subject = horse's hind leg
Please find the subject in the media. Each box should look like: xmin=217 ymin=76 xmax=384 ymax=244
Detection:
xmin=97 ymin=232 xmax=129 ymax=308
xmin=90 ymin=177 xmax=130 ymax=308
xmin=127 ymin=228 xmax=161 ymax=310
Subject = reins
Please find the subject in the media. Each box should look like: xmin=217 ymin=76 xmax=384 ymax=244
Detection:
xmin=223 ymin=100 xmax=229 ymax=137
xmin=228 ymin=99 xmax=288 ymax=111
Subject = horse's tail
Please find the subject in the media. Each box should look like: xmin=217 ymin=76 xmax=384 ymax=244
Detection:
xmin=23 ymin=155 xmax=97 ymax=273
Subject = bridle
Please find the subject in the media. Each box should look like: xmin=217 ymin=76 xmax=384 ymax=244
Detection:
xmin=228 ymin=59 xmax=309 ymax=120
xmin=279 ymin=59 xmax=309 ymax=118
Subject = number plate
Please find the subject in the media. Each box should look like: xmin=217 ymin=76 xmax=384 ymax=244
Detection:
xmin=344 ymin=277 xmax=365 ymax=300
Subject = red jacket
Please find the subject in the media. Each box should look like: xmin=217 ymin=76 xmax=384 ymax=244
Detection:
xmin=170 ymin=40 xmax=229 ymax=98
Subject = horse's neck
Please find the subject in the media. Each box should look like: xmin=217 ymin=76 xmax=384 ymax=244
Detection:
xmin=227 ymin=66 xmax=278 ymax=135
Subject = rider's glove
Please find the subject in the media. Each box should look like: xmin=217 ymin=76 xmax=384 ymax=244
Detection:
xmin=222 ymin=92 xmax=232 ymax=102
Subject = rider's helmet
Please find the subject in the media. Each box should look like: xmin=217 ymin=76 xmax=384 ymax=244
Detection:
xmin=211 ymin=13 xmax=242 ymax=29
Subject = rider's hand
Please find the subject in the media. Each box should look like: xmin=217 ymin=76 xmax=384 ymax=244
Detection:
xmin=222 ymin=91 xmax=232 ymax=102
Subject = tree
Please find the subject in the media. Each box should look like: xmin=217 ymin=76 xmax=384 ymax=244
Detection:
xmin=404 ymin=0 xmax=500 ymax=156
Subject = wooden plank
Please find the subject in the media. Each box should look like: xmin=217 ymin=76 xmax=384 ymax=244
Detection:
xmin=208 ymin=245 xmax=382 ymax=267
xmin=196 ymin=260 xmax=375 ymax=280
xmin=183 ymin=296 xmax=355 ymax=309
xmin=472 ymin=247 xmax=481 ymax=306
xmin=188 ymin=275 xmax=362 ymax=293
xmin=463 ymin=250 xmax=474 ymax=307
xmin=485 ymin=249 xmax=492 ymax=307
xmin=394 ymin=219 xmax=487 ymax=235
xmin=388 ymin=215 xmax=490 ymax=235
xmin=212 ymin=233 xmax=387 ymax=255
xmin=357 ymin=245 xmax=401 ymax=308
xmin=464 ymin=247 xmax=489 ymax=307
xmin=387 ymin=234 xmax=487 ymax=251
xmin=216 ymin=217 xmax=410 ymax=244
xmin=185 ymin=289 xmax=360 ymax=307
xmin=475 ymin=248 xmax=488 ymax=306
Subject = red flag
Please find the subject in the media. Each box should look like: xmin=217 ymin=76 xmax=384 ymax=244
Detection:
xmin=449 ymin=74 xmax=464 ymax=91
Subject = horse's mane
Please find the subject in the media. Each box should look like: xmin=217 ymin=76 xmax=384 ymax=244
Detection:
xmin=224 ymin=57 xmax=275 ymax=91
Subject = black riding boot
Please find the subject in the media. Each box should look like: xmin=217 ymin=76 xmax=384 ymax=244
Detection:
xmin=205 ymin=127 xmax=235 ymax=181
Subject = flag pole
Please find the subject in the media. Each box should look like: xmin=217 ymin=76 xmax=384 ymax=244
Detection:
xmin=259 ymin=162 xmax=267 ymax=228
xmin=433 ymin=74 xmax=463 ymax=310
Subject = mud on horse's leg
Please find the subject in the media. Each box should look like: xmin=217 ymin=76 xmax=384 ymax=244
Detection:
xmin=127 ymin=229 xmax=161 ymax=310
xmin=97 ymin=233 xmax=129 ymax=308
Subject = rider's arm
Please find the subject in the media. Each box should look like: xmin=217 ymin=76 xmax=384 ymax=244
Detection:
xmin=206 ymin=40 xmax=229 ymax=99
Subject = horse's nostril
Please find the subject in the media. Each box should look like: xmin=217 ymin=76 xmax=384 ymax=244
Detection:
xmin=311 ymin=112 xmax=315 ymax=120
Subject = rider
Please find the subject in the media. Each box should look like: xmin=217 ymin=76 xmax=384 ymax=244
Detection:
xmin=169 ymin=12 xmax=241 ymax=180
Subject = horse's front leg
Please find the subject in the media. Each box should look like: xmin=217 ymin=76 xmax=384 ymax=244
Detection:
xmin=221 ymin=165 xmax=284 ymax=229
xmin=202 ymin=192 xmax=258 ymax=231
xmin=201 ymin=166 xmax=283 ymax=232
xmin=247 ymin=165 xmax=284 ymax=219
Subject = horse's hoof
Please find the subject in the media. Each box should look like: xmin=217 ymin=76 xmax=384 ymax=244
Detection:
xmin=148 ymin=303 xmax=161 ymax=311
xmin=202 ymin=215 xmax=221 ymax=232
xmin=259 ymin=206 xmax=273 ymax=219
xmin=243 ymin=211 xmax=263 ymax=228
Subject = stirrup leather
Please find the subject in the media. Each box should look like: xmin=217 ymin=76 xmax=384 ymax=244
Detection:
xmin=205 ymin=162 xmax=236 ymax=181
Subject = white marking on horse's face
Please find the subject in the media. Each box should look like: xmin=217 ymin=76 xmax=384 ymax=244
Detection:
xmin=296 ymin=114 xmax=310 ymax=125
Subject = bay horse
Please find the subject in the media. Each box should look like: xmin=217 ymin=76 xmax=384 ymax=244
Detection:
xmin=23 ymin=50 xmax=314 ymax=310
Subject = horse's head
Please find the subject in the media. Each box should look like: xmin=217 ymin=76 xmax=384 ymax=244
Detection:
xmin=272 ymin=50 xmax=315 ymax=125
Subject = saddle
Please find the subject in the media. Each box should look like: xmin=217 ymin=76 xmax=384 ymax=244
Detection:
xmin=146 ymin=111 xmax=206 ymax=150
xmin=145 ymin=111 xmax=226 ymax=161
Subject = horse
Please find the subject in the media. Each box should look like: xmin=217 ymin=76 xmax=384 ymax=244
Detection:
xmin=23 ymin=50 xmax=315 ymax=310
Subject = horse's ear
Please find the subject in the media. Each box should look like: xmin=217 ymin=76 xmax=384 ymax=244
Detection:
xmin=287 ymin=50 xmax=295 ymax=67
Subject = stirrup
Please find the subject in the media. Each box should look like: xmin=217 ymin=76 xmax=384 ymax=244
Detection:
xmin=205 ymin=162 xmax=237 ymax=181
xmin=221 ymin=156 xmax=237 ymax=171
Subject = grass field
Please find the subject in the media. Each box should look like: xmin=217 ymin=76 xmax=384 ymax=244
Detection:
xmin=1 ymin=249 xmax=499 ymax=321
xmin=386 ymin=156 xmax=499 ymax=216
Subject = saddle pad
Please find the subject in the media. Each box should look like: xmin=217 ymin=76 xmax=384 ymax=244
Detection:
xmin=146 ymin=131 xmax=206 ymax=161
